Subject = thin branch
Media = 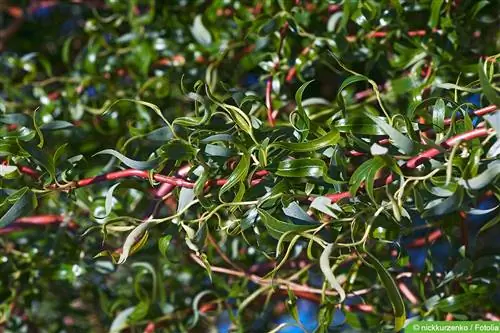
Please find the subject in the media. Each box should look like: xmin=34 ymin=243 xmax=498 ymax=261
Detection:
xmin=0 ymin=6 xmax=24 ymax=51
xmin=0 ymin=215 xmax=77 ymax=234
xmin=398 ymin=282 xmax=419 ymax=305
xmin=154 ymin=164 xmax=191 ymax=198
xmin=266 ymin=78 xmax=275 ymax=127
xmin=346 ymin=105 xmax=497 ymax=157
xmin=207 ymin=233 xmax=244 ymax=272
xmin=3 ymin=111 xmax=495 ymax=214
xmin=190 ymin=253 xmax=367 ymax=300
xmin=407 ymin=127 xmax=494 ymax=168
xmin=406 ymin=230 xmax=443 ymax=248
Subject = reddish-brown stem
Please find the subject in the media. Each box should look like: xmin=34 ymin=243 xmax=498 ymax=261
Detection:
xmin=406 ymin=127 xmax=492 ymax=168
xmin=34 ymin=126 xmax=492 ymax=209
xmin=286 ymin=46 xmax=311 ymax=83
xmin=443 ymin=104 xmax=497 ymax=125
xmin=189 ymin=253 xmax=368 ymax=302
xmin=279 ymin=289 xmax=321 ymax=302
xmin=406 ymin=230 xmax=443 ymax=248
xmin=286 ymin=29 xmax=487 ymax=82
xmin=328 ymin=4 xmax=341 ymax=13
xmin=407 ymin=30 xmax=429 ymax=37
xmin=207 ymin=233 xmax=244 ymax=272
xmin=319 ymin=191 xmax=352 ymax=203
xmin=19 ymin=165 xmax=40 ymax=178
xmin=0 ymin=159 xmax=40 ymax=179
xmin=354 ymin=88 xmax=375 ymax=101
xmin=143 ymin=322 xmax=155 ymax=333
xmin=45 ymin=165 xmax=269 ymax=194
xmin=0 ymin=215 xmax=77 ymax=235
xmin=0 ymin=226 xmax=23 ymax=235
xmin=72 ymin=169 xmax=194 ymax=188
xmin=366 ymin=31 xmax=390 ymax=38
xmin=317 ymin=127 xmax=495 ymax=203
xmin=285 ymin=67 xmax=297 ymax=83
xmin=154 ymin=164 xmax=192 ymax=198
xmin=254 ymin=169 xmax=270 ymax=177
xmin=278 ymin=22 xmax=289 ymax=56
xmin=6 ymin=6 xmax=23 ymax=18
xmin=398 ymin=282 xmax=419 ymax=305
xmin=9 ymin=116 xmax=496 ymax=213
xmin=266 ymin=79 xmax=275 ymax=126
xmin=0 ymin=6 xmax=24 ymax=51
xmin=348 ymin=29 xmax=442 ymax=42
xmin=485 ymin=313 xmax=500 ymax=321
xmin=346 ymin=105 xmax=497 ymax=157
xmin=345 ymin=304 xmax=374 ymax=313
xmin=15 ymin=215 xmax=66 ymax=225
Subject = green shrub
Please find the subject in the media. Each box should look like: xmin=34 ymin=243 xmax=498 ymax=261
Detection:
xmin=0 ymin=1 xmax=499 ymax=332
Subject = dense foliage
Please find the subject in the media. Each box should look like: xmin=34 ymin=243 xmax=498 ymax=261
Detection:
xmin=1 ymin=1 xmax=499 ymax=332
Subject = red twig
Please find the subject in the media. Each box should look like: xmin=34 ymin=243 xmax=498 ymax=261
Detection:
xmin=460 ymin=210 xmax=468 ymax=248
xmin=281 ymin=289 xmax=320 ymax=302
xmin=143 ymin=322 xmax=155 ymax=333
xmin=18 ymin=165 xmax=40 ymax=178
xmin=0 ymin=6 xmax=24 ymax=51
xmin=0 ymin=215 xmax=77 ymax=235
xmin=285 ymin=28 xmax=487 ymax=82
xmin=189 ymin=253 xmax=368 ymax=303
xmin=321 ymin=191 xmax=352 ymax=203
xmin=346 ymin=105 xmax=497 ymax=157
xmin=72 ymin=169 xmax=194 ymax=188
xmin=406 ymin=127 xmax=492 ymax=168
xmin=0 ymin=159 xmax=40 ymax=179
xmin=443 ymin=104 xmax=497 ymax=125
xmin=406 ymin=230 xmax=443 ymax=248
xmin=317 ymin=126 xmax=495 ymax=203
xmin=31 ymin=126 xmax=491 ymax=209
xmin=485 ymin=313 xmax=500 ymax=321
xmin=354 ymin=88 xmax=375 ymax=101
xmin=46 ymin=166 xmax=268 ymax=193
xmin=254 ymin=169 xmax=270 ymax=178
xmin=8 ymin=115 xmax=496 ymax=210
xmin=328 ymin=4 xmax=341 ymax=13
xmin=266 ymin=79 xmax=275 ymax=127
xmin=285 ymin=46 xmax=311 ymax=83
xmin=154 ymin=164 xmax=192 ymax=198
xmin=15 ymin=215 xmax=66 ymax=225
xmin=0 ymin=226 xmax=23 ymax=235
xmin=348 ymin=29 xmax=443 ymax=42
xmin=407 ymin=30 xmax=429 ymax=37
xmin=345 ymin=303 xmax=374 ymax=313
xmin=398 ymin=282 xmax=419 ymax=305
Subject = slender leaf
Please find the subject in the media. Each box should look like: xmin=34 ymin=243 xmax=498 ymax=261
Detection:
xmin=258 ymin=209 xmax=316 ymax=241
xmin=367 ymin=114 xmax=414 ymax=154
xmin=271 ymin=129 xmax=340 ymax=152
xmin=320 ymin=243 xmax=346 ymax=302
xmin=0 ymin=188 xmax=37 ymax=228
xmin=276 ymin=158 xmax=340 ymax=184
xmin=219 ymin=152 xmax=250 ymax=201
xmin=478 ymin=62 xmax=500 ymax=106
xmin=93 ymin=149 xmax=159 ymax=170
xmin=428 ymin=0 xmax=444 ymax=28
xmin=363 ymin=251 xmax=406 ymax=332
xmin=190 ymin=15 xmax=212 ymax=46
